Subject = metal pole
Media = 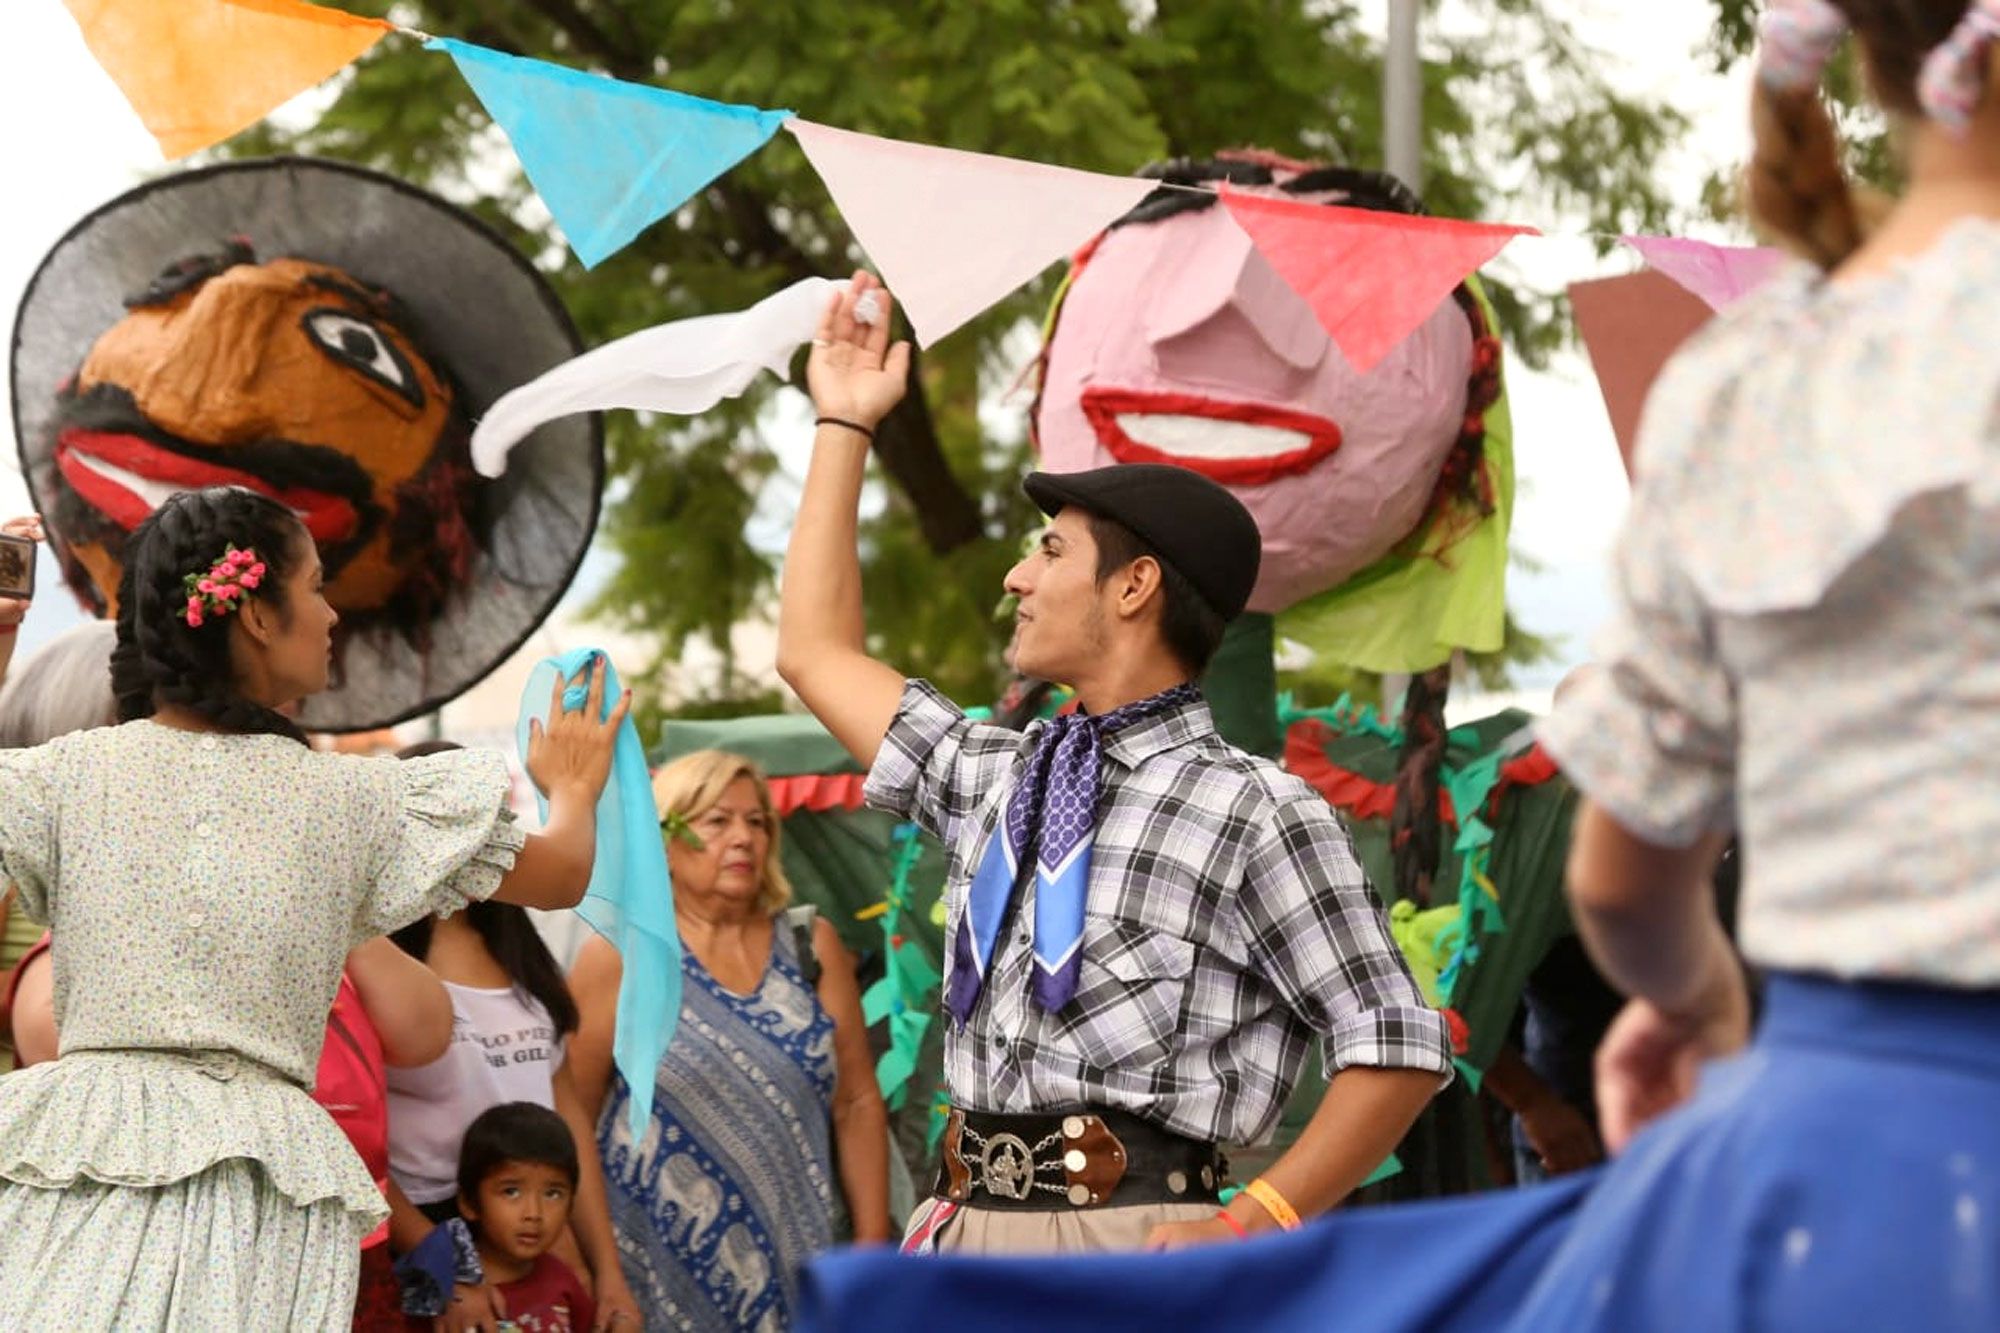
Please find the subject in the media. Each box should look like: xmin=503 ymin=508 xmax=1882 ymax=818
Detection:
xmin=1384 ymin=0 xmax=1423 ymax=190
xmin=1383 ymin=4 xmax=1423 ymax=715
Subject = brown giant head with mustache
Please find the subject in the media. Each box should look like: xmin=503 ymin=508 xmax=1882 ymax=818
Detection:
xmin=12 ymin=158 xmax=603 ymax=733
xmin=49 ymin=241 xmax=479 ymax=629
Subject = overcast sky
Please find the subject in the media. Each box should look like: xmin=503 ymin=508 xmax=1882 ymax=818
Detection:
xmin=0 ymin=1 xmax=1757 ymax=709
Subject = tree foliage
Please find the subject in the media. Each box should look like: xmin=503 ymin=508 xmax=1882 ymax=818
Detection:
xmin=227 ymin=1 xmax=1706 ymax=711
xmin=1700 ymin=0 xmax=1897 ymax=219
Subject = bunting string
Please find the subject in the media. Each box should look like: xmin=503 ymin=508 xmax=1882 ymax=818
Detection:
xmin=57 ymin=0 xmax=1783 ymax=374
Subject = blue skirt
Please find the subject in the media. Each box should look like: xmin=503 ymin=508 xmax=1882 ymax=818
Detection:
xmin=799 ymin=974 xmax=2000 ymax=1332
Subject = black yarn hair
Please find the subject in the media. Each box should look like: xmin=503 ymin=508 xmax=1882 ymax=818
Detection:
xmin=456 ymin=1101 xmax=579 ymax=1202
xmin=1080 ymin=510 xmax=1228 ymax=677
xmin=109 ymin=486 xmax=312 ymax=745
xmin=390 ymin=738 xmax=580 ymax=1038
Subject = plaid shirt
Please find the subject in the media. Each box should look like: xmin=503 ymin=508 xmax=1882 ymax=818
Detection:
xmin=865 ymin=680 xmax=1451 ymax=1146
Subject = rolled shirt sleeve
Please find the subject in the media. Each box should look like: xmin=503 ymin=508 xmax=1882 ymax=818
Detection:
xmin=1235 ymin=796 xmax=1454 ymax=1081
xmin=1539 ymin=474 xmax=1737 ymax=849
xmin=863 ymin=679 xmax=1029 ymax=848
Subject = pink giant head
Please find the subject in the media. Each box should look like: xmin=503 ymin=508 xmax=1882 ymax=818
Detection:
xmin=1033 ymin=155 xmax=1504 ymax=615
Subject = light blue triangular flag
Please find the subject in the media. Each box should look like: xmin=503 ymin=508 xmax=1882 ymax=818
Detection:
xmin=517 ymin=649 xmax=680 ymax=1136
xmin=428 ymin=38 xmax=790 ymax=268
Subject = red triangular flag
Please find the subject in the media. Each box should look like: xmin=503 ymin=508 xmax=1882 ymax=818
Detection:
xmin=1220 ymin=187 xmax=1534 ymax=372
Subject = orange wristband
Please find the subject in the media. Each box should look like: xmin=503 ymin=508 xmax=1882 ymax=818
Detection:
xmin=1243 ymin=1178 xmax=1302 ymax=1232
xmin=1214 ymin=1208 xmax=1249 ymax=1240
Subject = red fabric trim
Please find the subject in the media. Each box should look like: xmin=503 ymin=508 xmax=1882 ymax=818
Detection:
xmin=1291 ymin=736 xmax=1555 ymax=829
xmin=1284 ymin=720 xmax=1458 ymax=824
xmin=767 ymin=773 xmax=868 ymax=815
xmin=1081 ymin=386 xmax=1343 ymax=486
xmin=1488 ymin=743 xmax=1559 ymax=816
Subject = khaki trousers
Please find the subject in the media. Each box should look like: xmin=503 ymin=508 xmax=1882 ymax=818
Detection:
xmin=905 ymin=1197 xmax=1217 ymax=1255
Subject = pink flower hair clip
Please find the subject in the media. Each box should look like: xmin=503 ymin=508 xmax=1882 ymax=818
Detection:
xmin=181 ymin=546 xmax=267 ymax=628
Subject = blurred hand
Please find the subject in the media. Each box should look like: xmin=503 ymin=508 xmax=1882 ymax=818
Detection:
xmin=1144 ymin=1215 xmax=1248 ymax=1251
xmin=591 ymin=1273 xmax=642 ymax=1331
xmin=806 ymin=270 xmax=911 ymax=428
xmin=1595 ymin=973 xmax=1750 ymax=1154
xmin=1515 ymin=1093 xmax=1604 ymax=1175
xmin=525 ymin=655 xmax=631 ymax=805
xmin=434 ymin=1281 xmax=505 ymax=1333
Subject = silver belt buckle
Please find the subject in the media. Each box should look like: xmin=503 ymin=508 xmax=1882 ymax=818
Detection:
xmin=978 ymin=1132 xmax=1035 ymax=1201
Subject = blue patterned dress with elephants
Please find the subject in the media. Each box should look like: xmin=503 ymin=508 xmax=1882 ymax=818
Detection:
xmin=596 ymin=925 xmax=838 ymax=1332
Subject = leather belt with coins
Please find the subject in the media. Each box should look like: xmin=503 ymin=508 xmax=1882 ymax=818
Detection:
xmin=936 ymin=1107 xmax=1226 ymax=1211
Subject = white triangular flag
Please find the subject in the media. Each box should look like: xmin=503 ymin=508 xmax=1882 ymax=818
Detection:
xmin=789 ymin=120 xmax=1154 ymax=347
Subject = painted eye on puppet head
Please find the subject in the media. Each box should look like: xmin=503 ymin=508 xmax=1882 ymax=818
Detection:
xmin=302 ymin=308 xmax=424 ymax=409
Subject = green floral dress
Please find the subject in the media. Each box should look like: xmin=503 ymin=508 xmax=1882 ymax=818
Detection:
xmin=0 ymin=721 xmax=524 ymax=1330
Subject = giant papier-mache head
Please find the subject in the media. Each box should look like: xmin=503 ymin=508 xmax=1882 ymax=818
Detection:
xmin=48 ymin=243 xmax=476 ymax=627
xmin=1033 ymin=152 xmax=1506 ymax=622
xmin=10 ymin=158 xmax=604 ymax=732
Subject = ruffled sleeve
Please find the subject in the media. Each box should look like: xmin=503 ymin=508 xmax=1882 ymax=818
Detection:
xmin=1538 ymin=467 xmax=1737 ymax=849
xmin=357 ymin=749 xmax=526 ymax=941
xmin=0 ymin=741 xmax=63 ymax=926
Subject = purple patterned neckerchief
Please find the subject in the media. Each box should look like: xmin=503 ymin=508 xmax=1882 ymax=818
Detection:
xmin=946 ymin=682 xmax=1201 ymax=1025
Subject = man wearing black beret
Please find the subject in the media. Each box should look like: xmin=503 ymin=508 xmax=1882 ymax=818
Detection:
xmin=778 ymin=273 xmax=1451 ymax=1255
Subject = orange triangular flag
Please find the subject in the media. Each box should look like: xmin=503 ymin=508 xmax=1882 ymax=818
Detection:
xmin=63 ymin=0 xmax=392 ymax=158
xmin=1220 ymin=186 xmax=1534 ymax=372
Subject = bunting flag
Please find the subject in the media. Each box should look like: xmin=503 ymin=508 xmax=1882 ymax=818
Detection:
xmin=788 ymin=119 xmax=1155 ymax=347
xmin=1568 ymin=269 xmax=1716 ymax=477
xmin=61 ymin=0 xmax=390 ymax=158
xmin=428 ymin=38 xmax=791 ymax=268
xmin=1620 ymin=235 xmax=1788 ymax=311
xmin=1220 ymin=186 xmax=1535 ymax=373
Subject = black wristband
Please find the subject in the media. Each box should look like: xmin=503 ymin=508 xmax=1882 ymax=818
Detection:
xmin=815 ymin=416 xmax=876 ymax=442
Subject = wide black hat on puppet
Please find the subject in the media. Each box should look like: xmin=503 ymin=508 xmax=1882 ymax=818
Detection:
xmin=9 ymin=156 xmax=602 ymax=732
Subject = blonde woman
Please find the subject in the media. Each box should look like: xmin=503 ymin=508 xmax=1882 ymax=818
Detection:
xmin=569 ymin=750 xmax=890 ymax=1331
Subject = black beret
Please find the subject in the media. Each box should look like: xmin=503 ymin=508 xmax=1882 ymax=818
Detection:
xmin=1023 ymin=464 xmax=1262 ymax=621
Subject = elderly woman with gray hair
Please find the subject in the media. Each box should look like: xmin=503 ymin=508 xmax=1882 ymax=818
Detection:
xmin=568 ymin=748 xmax=893 ymax=1331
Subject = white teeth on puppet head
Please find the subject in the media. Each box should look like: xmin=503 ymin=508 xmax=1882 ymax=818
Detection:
xmin=1116 ymin=412 xmax=1312 ymax=463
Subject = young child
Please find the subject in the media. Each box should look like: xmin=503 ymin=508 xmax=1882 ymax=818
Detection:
xmin=436 ymin=1102 xmax=599 ymax=1333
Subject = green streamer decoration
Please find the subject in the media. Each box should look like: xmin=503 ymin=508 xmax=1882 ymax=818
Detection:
xmin=859 ymin=822 xmax=942 ymax=1111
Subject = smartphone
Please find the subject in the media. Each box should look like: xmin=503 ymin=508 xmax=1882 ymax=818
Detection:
xmin=0 ymin=533 xmax=36 ymax=600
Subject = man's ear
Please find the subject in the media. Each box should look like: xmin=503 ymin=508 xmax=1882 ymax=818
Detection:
xmin=1114 ymin=556 xmax=1165 ymax=622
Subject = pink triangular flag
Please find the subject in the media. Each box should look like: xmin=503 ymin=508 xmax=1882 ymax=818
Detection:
xmin=1620 ymin=236 xmax=1788 ymax=311
xmin=1220 ymin=187 xmax=1534 ymax=372
xmin=788 ymin=120 xmax=1154 ymax=347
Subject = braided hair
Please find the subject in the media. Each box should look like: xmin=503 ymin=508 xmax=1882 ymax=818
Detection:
xmin=1750 ymin=2 xmax=1982 ymax=268
xmin=109 ymin=487 xmax=313 ymax=745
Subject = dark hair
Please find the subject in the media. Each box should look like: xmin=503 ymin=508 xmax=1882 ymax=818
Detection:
xmin=1081 ymin=510 xmax=1227 ymax=676
xmin=1749 ymin=3 xmax=1975 ymax=268
xmin=390 ymin=736 xmax=580 ymax=1036
xmin=456 ymin=1101 xmax=578 ymax=1201
xmin=109 ymin=486 xmax=312 ymax=744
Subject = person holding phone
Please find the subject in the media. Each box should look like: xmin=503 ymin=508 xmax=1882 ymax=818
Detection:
xmin=0 ymin=514 xmax=42 ymax=697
